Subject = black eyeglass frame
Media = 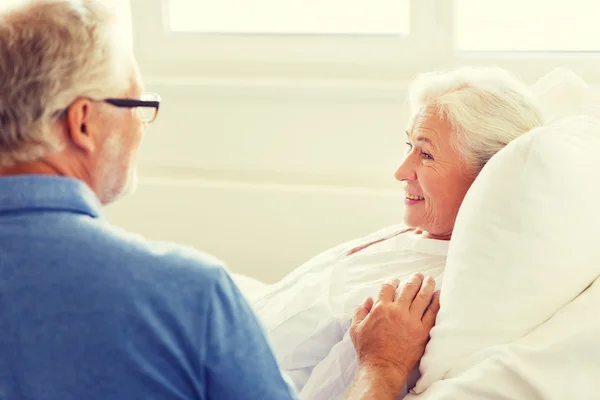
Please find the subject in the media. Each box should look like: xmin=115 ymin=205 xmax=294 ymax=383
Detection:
xmin=103 ymin=96 xmax=160 ymax=123
xmin=52 ymin=93 xmax=161 ymax=123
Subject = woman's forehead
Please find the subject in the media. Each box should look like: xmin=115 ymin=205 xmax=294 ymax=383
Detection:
xmin=407 ymin=107 xmax=444 ymax=138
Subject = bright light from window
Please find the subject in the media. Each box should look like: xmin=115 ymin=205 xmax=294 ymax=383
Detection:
xmin=168 ymin=0 xmax=410 ymax=35
xmin=455 ymin=0 xmax=600 ymax=52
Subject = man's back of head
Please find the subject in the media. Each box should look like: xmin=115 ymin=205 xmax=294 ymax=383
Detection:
xmin=0 ymin=0 xmax=144 ymax=204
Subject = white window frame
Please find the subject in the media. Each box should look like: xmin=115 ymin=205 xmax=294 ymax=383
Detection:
xmin=435 ymin=0 xmax=600 ymax=84
xmin=131 ymin=0 xmax=443 ymax=81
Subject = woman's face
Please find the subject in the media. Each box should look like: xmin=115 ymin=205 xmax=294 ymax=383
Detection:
xmin=395 ymin=107 xmax=477 ymax=240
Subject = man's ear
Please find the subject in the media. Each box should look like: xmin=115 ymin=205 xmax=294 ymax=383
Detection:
xmin=66 ymin=98 xmax=96 ymax=154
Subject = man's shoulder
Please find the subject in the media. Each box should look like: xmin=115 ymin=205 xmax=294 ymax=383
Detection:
xmin=111 ymin=223 xmax=228 ymax=280
xmin=62 ymin=217 xmax=232 ymax=293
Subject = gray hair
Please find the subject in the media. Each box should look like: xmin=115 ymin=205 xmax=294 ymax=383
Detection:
xmin=0 ymin=0 xmax=132 ymax=166
xmin=408 ymin=66 xmax=544 ymax=172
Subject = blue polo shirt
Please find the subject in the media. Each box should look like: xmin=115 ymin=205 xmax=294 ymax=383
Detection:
xmin=0 ymin=175 xmax=296 ymax=400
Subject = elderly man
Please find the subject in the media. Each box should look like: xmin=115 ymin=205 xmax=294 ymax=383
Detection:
xmin=0 ymin=1 xmax=438 ymax=399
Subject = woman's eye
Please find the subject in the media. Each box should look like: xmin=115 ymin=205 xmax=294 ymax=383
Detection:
xmin=406 ymin=142 xmax=432 ymax=160
xmin=421 ymin=151 xmax=433 ymax=160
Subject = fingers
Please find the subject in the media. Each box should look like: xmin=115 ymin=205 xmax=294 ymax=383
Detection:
xmin=422 ymin=290 xmax=441 ymax=330
xmin=352 ymin=296 xmax=374 ymax=327
xmin=409 ymin=276 xmax=436 ymax=317
xmin=377 ymin=279 xmax=399 ymax=303
xmin=363 ymin=297 xmax=374 ymax=313
xmin=395 ymin=273 xmax=424 ymax=307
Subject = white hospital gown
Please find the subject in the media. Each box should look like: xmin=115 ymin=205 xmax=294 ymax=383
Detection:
xmin=252 ymin=225 xmax=448 ymax=399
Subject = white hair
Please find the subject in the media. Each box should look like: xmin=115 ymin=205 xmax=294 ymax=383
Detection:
xmin=408 ymin=66 xmax=544 ymax=171
xmin=0 ymin=0 xmax=133 ymax=166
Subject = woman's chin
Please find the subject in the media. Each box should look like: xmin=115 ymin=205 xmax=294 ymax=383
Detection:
xmin=402 ymin=213 xmax=420 ymax=229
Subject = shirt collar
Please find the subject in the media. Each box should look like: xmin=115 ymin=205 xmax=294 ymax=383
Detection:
xmin=0 ymin=175 xmax=103 ymax=218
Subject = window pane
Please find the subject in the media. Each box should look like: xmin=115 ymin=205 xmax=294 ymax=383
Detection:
xmin=455 ymin=0 xmax=600 ymax=52
xmin=168 ymin=0 xmax=409 ymax=35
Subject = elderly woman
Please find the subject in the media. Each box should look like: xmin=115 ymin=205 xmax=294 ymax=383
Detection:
xmin=251 ymin=66 xmax=544 ymax=398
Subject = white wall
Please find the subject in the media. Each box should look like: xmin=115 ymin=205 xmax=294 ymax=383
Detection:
xmin=104 ymin=78 xmax=411 ymax=283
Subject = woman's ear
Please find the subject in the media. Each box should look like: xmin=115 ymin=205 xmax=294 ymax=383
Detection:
xmin=66 ymin=98 xmax=96 ymax=154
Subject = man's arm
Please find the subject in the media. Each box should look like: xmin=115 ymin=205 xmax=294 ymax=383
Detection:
xmin=346 ymin=273 xmax=441 ymax=400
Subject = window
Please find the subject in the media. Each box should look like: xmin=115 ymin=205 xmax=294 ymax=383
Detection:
xmin=131 ymin=0 xmax=600 ymax=83
xmin=168 ymin=0 xmax=410 ymax=35
xmin=132 ymin=0 xmax=439 ymax=80
xmin=455 ymin=0 xmax=600 ymax=52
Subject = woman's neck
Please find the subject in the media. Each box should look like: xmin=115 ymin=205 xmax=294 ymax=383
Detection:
xmin=412 ymin=229 xmax=452 ymax=241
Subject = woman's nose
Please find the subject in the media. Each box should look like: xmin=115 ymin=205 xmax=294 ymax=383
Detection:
xmin=394 ymin=155 xmax=416 ymax=182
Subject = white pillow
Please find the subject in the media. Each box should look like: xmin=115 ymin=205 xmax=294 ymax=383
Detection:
xmin=531 ymin=67 xmax=592 ymax=122
xmin=412 ymin=111 xmax=600 ymax=393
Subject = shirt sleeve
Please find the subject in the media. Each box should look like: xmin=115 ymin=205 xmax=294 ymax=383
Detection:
xmin=203 ymin=268 xmax=298 ymax=400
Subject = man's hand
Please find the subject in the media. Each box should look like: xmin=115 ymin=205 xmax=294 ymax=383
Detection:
xmin=347 ymin=273 xmax=441 ymax=398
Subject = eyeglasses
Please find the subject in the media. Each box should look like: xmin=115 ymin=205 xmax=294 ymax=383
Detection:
xmin=103 ymin=92 xmax=161 ymax=124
